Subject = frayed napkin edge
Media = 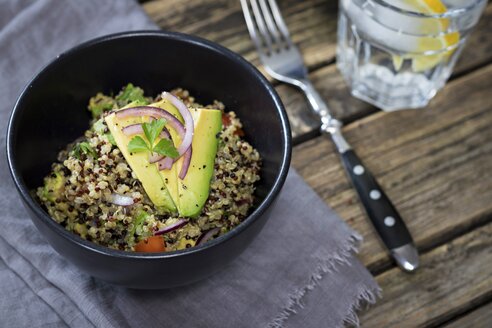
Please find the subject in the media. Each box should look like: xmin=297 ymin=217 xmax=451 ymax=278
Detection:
xmin=267 ymin=232 xmax=381 ymax=328
xmin=341 ymin=285 xmax=382 ymax=327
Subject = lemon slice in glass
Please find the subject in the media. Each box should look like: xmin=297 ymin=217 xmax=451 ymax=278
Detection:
xmin=389 ymin=0 xmax=460 ymax=72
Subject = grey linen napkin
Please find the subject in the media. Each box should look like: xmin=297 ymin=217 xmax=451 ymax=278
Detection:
xmin=0 ymin=1 xmax=380 ymax=327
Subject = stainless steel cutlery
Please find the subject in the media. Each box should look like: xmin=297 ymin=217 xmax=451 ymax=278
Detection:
xmin=241 ymin=0 xmax=419 ymax=272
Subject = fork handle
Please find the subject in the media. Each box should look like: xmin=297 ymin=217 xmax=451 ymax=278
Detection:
xmin=298 ymin=80 xmax=329 ymax=116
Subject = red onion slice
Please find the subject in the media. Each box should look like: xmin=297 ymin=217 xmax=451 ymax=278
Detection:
xmin=157 ymin=156 xmax=174 ymax=170
xmin=178 ymin=147 xmax=192 ymax=179
xmin=121 ymin=123 xmax=142 ymax=136
xmin=161 ymin=92 xmax=194 ymax=157
xmin=109 ymin=193 xmax=134 ymax=206
xmin=196 ymin=227 xmax=221 ymax=246
xmin=154 ymin=219 xmax=188 ymax=236
xmin=149 ymin=152 xmax=163 ymax=164
xmin=115 ymin=107 xmax=186 ymax=136
xmin=157 ymin=146 xmax=192 ymax=176
xmin=160 ymin=127 xmax=171 ymax=140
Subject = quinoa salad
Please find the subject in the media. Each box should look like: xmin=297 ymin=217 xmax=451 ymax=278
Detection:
xmin=36 ymin=84 xmax=261 ymax=252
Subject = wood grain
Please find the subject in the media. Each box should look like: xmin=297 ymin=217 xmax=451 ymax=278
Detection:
xmin=441 ymin=302 xmax=492 ymax=328
xmin=143 ymin=1 xmax=492 ymax=139
xmin=293 ymin=63 xmax=492 ymax=271
xmin=360 ymin=222 xmax=492 ymax=327
xmin=142 ymin=0 xmax=338 ymax=70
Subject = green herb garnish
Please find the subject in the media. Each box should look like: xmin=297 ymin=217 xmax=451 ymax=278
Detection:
xmin=115 ymin=83 xmax=148 ymax=107
xmin=127 ymin=136 xmax=149 ymax=153
xmin=71 ymin=142 xmax=97 ymax=159
xmin=106 ymin=133 xmax=116 ymax=146
xmin=128 ymin=209 xmax=150 ymax=239
xmin=153 ymin=139 xmax=179 ymax=158
xmin=92 ymin=118 xmax=107 ymax=134
xmin=88 ymin=93 xmax=116 ymax=118
xmin=127 ymin=119 xmax=179 ymax=159
xmin=87 ymin=84 xmax=149 ymax=119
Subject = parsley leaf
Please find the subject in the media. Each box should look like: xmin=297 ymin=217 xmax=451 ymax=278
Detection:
xmin=126 ymin=118 xmax=179 ymax=162
xmin=153 ymin=139 xmax=179 ymax=158
xmin=142 ymin=119 xmax=166 ymax=147
xmin=128 ymin=136 xmax=150 ymax=153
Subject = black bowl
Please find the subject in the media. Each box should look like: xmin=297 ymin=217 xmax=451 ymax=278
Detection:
xmin=6 ymin=31 xmax=291 ymax=289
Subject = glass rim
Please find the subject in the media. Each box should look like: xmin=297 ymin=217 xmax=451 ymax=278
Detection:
xmin=370 ymin=0 xmax=486 ymax=18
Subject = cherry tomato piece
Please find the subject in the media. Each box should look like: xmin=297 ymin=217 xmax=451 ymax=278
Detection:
xmin=135 ymin=236 xmax=166 ymax=253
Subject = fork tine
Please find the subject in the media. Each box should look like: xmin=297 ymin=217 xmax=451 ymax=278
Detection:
xmin=267 ymin=0 xmax=294 ymax=47
xmin=240 ymin=0 xmax=265 ymax=55
xmin=241 ymin=0 xmax=273 ymax=55
xmin=248 ymin=0 xmax=274 ymax=54
xmin=257 ymin=0 xmax=283 ymax=49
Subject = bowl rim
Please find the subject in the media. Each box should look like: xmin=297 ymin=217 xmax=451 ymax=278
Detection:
xmin=6 ymin=30 xmax=292 ymax=260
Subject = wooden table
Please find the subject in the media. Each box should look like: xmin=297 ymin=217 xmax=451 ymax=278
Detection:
xmin=141 ymin=1 xmax=492 ymax=326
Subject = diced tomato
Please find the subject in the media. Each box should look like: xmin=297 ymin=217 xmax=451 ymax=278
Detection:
xmin=135 ymin=236 xmax=166 ymax=253
xmin=222 ymin=113 xmax=244 ymax=136
xmin=222 ymin=113 xmax=231 ymax=127
xmin=234 ymin=128 xmax=245 ymax=137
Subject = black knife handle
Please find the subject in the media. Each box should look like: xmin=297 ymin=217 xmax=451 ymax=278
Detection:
xmin=340 ymin=150 xmax=413 ymax=249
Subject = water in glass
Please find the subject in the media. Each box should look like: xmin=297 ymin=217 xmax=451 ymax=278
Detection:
xmin=337 ymin=0 xmax=487 ymax=111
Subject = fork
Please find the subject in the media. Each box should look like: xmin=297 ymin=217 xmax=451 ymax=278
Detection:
xmin=241 ymin=0 xmax=419 ymax=272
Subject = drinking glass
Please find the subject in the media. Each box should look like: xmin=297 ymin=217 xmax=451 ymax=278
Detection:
xmin=336 ymin=0 xmax=487 ymax=111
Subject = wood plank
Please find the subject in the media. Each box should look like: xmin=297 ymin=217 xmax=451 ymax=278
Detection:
xmin=441 ymin=302 xmax=492 ymax=328
xmin=143 ymin=1 xmax=492 ymax=139
xmin=360 ymin=222 xmax=492 ymax=327
xmin=142 ymin=0 xmax=338 ymax=70
xmin=292 ymin=63 xmax=492 ymax=271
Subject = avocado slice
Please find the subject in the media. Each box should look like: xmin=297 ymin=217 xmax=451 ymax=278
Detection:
xmin=105 ymin=111 xmax=177 ymax=213
xmin=176 ymin=108 xmax=221 ymax=217
xmin=153 ymin=100 xmax=222 ymax=217
xmin=141 ymin=100 xmax=182 ymax=212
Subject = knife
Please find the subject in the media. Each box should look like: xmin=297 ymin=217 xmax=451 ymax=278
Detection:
xmin=305 ymin=81 xmax=419 ymax=272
